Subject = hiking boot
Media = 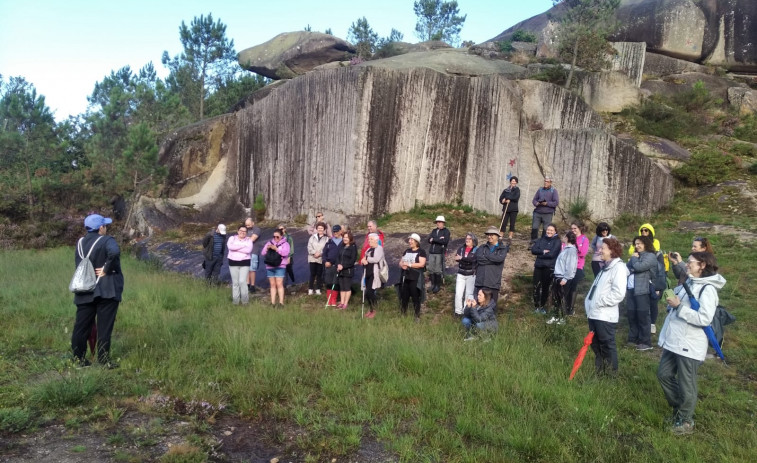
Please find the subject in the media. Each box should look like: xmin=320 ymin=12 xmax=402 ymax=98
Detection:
xmin=546 ymin=317 xmax=559 ymax=325
xmin=672 ymin=420 xmax=694 ymax=435
xmin=636 ymin=344 xmax=653 ymax=351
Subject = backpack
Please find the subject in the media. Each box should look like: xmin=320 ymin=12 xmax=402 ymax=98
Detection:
xmin=698 ymin=285 xmax=736 ymax=347
xmin=69 ymin=236 xmax=104 ymax=293
xmin=264 ymin=244 xmax=283 ymax=267
xmin=378 ymin=256 xmax=389 ymax=284
xmin=652 ymin=252 xmax=667 ymax=291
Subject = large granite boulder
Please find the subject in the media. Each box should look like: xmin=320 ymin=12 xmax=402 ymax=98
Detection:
xmin=728 ymin=87 xmax=757 ymax=115
xmin=238 ymin=31 xmax=356 ymax=80
xmin=492 ymin=0 xmax=757 ymax=72
xmin=128 ymin=56 xmax=673 ymax=236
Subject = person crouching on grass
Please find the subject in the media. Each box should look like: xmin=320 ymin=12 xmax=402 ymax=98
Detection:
xmin=462 ymin=289 xmax=498 ymax=341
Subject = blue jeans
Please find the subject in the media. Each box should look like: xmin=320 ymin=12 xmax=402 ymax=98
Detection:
xmin=462 ymin=317 xmax=485 ymax=333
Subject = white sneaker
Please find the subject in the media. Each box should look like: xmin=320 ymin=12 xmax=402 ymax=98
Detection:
xmin=308 ymin=289 xmax=314 ymax=295
xmin=557 ymin=318 xmax=566 ymax=325
xmin=315 ymin=289 xmax=321 ymax=295
xmin=651 ymin=324 xmax=656 ymax=334
xmin=546 ymin=317 xmax=559 ymax=325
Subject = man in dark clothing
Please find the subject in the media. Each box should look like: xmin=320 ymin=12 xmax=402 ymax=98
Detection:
xmin=531 ymin=177 xmax=559 ymax=243
xmin=202 ymin=224 xmax=227 ymax=283
xmin=427 ymin=215 xmax=450 ymax=294
xmin=71 ymin=214 xmax=124 ymax=368
xmin=475 ymin=226 xmax=510 ymax=303
xmin=498 ymin=176 xmax=520 ymax=240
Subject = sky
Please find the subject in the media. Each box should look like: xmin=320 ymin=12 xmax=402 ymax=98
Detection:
xmin=0 ymin=0 xmax=554 ymax=121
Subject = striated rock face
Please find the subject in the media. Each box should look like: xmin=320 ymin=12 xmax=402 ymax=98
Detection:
xmin=137 ymin=63 xmax=673 ymax=237
xmin=238 ymin=31 xmax=356 ymax=80
xmin=492 ymin=0 xmax=757 ymax=72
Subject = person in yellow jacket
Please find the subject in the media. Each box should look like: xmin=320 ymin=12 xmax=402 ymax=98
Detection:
xmin=628 ymin=223 xmax=661 ymax=255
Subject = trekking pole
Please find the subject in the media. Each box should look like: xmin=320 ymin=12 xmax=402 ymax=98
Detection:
xmin=326 ymin=270 xmax=339 ymax=309
xmin=498 ymin=201 xmax=510 ymax=238
xmin=361 ymin=275 xmax=366 ymax=320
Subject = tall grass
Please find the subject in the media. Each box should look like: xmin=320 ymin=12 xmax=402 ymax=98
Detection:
xmin=1 ymin=225 xmax=756 ymax=461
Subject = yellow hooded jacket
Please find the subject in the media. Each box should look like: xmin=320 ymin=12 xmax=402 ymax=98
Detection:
xmin=628 ymin=223 xmax=661 ymax=255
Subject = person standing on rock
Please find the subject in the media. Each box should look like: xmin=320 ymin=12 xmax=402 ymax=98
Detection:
xmin=244 ymin=218 xmax=261 ymax=294
xmin=499 ymin=176 xmax=520 ymax=240
xmin=307 ymin=212 xmax=332 ymax=238
xmin=474 ymin=227 xmax=509 ymax=304
xmin=306 ymin=222 xmax=329 ymax=295
xmin=71 ymin=214 xmax=124 ymax=368
xmin=323 ymin=225 xmax=343 ymax=307
xmin=279 ymin=224 xmax=296 ymax=286
xmin=360 ymin=220 xmax=385 ymax=261
xmin=202 ymin=224 xmax=227 ymax=284
xmin=531 ymin=177 xmax=559 ymax=245
xmin=427 ymin=215 xmax=450 ymax=294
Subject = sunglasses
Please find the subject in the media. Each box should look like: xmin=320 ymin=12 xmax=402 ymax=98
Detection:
xmin=641 ymin=229 xmax=650 ymax=232
xmin=273 ymin=235 xmax=281 ymax=239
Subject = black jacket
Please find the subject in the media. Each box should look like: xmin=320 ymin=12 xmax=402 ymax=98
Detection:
xmin=427 ymin=228 xmax=450 ymax=254
xmin=474 ymin=240 xmax=509 ymax=290
xmin=456 ymin=245 xmax=477 ymax=276
xmin=337 ymin=243 xmax=357 ymax=277
xmin=73 ymin=231 xmax=124 ymax=304
xmin=531 ymin=234 xmax=561 ymax=269
xmin=202 ymin=231 xmax=227 ymax=261
xmin=499 ymin=186 xmax=520 ymax=212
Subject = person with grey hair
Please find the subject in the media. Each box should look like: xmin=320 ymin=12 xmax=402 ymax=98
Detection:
xmin=360 ymin=233 xmax=384 ymax=318
xmin=202 ymin=224 xmax=227 ymax=284
xmin=453 ymin=232 xmax=478 ymax=316
xmin=474 ymin=227 xmax=509 ymax=303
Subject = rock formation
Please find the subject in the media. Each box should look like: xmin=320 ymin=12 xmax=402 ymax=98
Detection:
xmin=238 ymin=31 xmax=356 ymax=80
xmin=492 ymin=0 xmax=757 ymax=72
xmin=131 ymin=51 xmax=674 ymax=236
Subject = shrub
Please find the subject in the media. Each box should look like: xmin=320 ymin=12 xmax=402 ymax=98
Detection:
xmin=567 ymin=197 xmax=592 ymax=222
xmin=531 ymin=66 xmax=567 ymax=86
xmin=734 ymin=114 xmax=757 ymax=143
xmin=511 ymin=29 xmax=537 ymax=43
xmin=253 ymin=193 xmax=266 ymax=220
xmin=498 ymin=40 xmax=514 ymax=53
xmin=671 ymin=80 xmax=718 ymax=112
xmin=632 ymin=98 xmax=698 ymax=140
xmin=748 ymin=163 xmax=757 ymax=175
xmin=0 ymin=407 xmax=34 ymax=432
xmin=672 ymin=149 xmax=739 ymax=186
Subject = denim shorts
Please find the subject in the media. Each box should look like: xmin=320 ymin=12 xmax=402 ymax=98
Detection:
xmin=249 ymin=253 xmax=259 ymax=271
xmin=266 ymin=267 xmax=285 ymax=278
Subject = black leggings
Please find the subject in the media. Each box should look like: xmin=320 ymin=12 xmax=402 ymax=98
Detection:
xmin=365 ymin=287 xmax=377 ymax=308
xmin=533 ymin=266 xmax=554 ymax=308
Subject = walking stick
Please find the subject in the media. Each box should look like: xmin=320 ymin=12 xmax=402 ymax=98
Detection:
xmin=325 ymin=269 xmax=339 ymax=309
xmin=498 ymin=201 xmax=510 ymax=237
xmin=361 ymin=275 xmax=366 ymax=319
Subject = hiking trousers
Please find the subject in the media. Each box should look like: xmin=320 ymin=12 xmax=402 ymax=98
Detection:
xmin=72 ymin=297 xmax=119 ymax=363
xmin=657 ymin=348 xmax=702 ymax=423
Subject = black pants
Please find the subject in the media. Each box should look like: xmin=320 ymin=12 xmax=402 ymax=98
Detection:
xmin=550 ymin=278 xmax=570 ymax=318
xmin=308 ymin=262 xmax=323 ymax=290
xmin=626 ymin=291 xmax=652 ymax=345
xmin=365 ymin=286 xmax=378 ymax=309
xmin=500 ymin=210 xmax=518 ymax=233
xmin=564 ymin=268 xmax=584 ymax=315
xmin=204 ymin=256 xmax=223 ymax=282
xmin=400 ymin=279 xmax=421 ymax=316
xmin=588 ymin=318 xmax=618 ymax=374
xmin=286 ymin=261 xmax=295 ymax=283
xmin=72 ymin=297 xmax=120 ymax=363
xmin=533 ymin=266 xmax=554 ymax=308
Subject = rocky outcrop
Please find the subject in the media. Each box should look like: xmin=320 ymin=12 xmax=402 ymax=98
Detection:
xmin=728 ymin=87 xmax=757 ymax=115
xmin=238 ymin=31 xmax=356 ymax=80
xmin=132 ymin=62 xmax=673 ymax=236
xmin=492 ymin=0 xmax=757 ymax=72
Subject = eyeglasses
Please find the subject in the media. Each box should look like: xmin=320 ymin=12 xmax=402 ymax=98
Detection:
xmin=238 ymin=229 xmax=247 ymax=233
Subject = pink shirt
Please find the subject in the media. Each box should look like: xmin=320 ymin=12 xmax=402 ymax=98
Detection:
xmin=563 ymin=234 xmax=590 ymax=270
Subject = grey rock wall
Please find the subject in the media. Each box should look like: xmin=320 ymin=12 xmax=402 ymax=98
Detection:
xmin=138 ymin=65 xmax=674 ymax=236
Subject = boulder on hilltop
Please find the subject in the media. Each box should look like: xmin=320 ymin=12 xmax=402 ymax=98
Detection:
xmin=238 ymin=31 xmax=356 ymax=80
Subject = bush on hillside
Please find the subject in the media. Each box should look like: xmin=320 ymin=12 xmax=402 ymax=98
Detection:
xmin=672 ymin=149 xmax=739 ymax=186
xmin=511 ymin=29 xmax=537 ymax=43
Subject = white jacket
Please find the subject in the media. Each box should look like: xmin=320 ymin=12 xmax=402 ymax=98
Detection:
xmin=584 ymin=257 xmax=629 ymax=323
xmin=658 ymin=273 xmax=726 ymax=361
xmin=307 ymin=233 xmax=329 ymax=264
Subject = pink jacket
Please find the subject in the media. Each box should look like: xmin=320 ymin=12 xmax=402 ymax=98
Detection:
xmin=226 ymin=235 xmax=253 ymax=261
xmin=562 ymin=234 xmax=589 ymax=270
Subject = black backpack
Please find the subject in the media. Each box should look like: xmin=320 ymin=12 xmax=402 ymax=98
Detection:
xmin=264 ymin=244 xmax=283 ymax=267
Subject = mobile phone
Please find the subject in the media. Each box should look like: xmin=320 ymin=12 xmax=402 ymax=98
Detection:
xmin=663 ymin=289 xmax=676 ymax=301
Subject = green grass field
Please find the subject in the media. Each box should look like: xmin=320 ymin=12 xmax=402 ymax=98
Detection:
xmin=1 ymin=199 xmax=756 ymax=462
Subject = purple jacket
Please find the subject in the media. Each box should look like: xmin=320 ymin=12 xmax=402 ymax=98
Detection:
xmin=263 ymin=237 xmax=290 ymax=269
xmin=532 ymin=187 xmax=559 ymax=214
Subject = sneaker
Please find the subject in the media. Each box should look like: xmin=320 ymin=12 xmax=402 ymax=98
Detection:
xmin=308 ymin=289 xmax=314 ymax=296
xmin=556 ymin=318 xmax=566 ymax=325
xmin=315 ymin=289 xmax=321 ymax=295
xmin=249 ymin=286 xmax=257 ymax=293
xmin=636 ymin=344 xmax=653 ymax=351
xmin=546 ymin=317 xmax=559 ymax=325
xmin=672 ymin=420 xmax=694 ymax=435
xmin=464 ymin=335 xmax=476 ymax=341
xmin=651 ymin=324 xmax=656 ymax=334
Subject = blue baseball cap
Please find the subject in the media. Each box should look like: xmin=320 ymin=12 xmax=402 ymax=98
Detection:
xmin=84 ymin=214 xmax=113 ymax=231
